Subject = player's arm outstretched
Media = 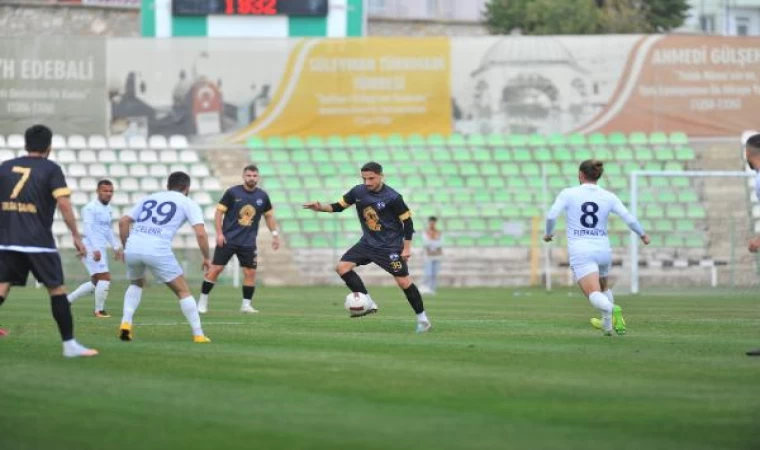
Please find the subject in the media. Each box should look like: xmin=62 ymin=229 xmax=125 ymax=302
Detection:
xmin=611 ymin=195 xmax=650 ymax=245
xmin=389 ymin=195 xmax=415 ymax=261
xmin=51 ymin=166 xmax=85 ymax=257
xmin=543 ymin=190 xmax=568 ymax=242
xmin=303 ymin=189 xmax=356 ymax=213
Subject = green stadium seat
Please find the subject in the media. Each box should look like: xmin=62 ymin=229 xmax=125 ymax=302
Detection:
xmin=608 ymin=234 xmax=622 ymax=247
xmin=656 ymin=190 xmax=677 ymax=203
xmin=676 ymin=220 xmax=696 ymax=232
xmin=446 ymin=219 xmax=466 ymax=230
xmin=283 ymin=178 xmax=302 ymax=189
xmin=427 ymin=134 xmax=447 ymax=146
xmin=574 ymin=147 xmax=593 ymax=161
xmin=634 ymin=146 xmax=654 ymax=161
xmin=534 ymin=148 xmax=552 ymax=162
xmin=330 ymin=150 xmax=351 ymax=163
xmin=654 ymin=146 xmax=675 ymax=161
xmin=472 ymin=190 xmax=492 ymax=203
xmin=471 ymin=148 xmax=491 ymax=161
xmin=301 ymin=219 xmax=322 ymax=233
xmin=468 ymin=134 xmax=487 ymax=146
xmin=481 ymin=164 xmax=499 ymax=176
xmin=604 ymin=164 xmax=622 ymax=176
xmin=385 ymin=134 xmax=405 ymax=148
xmin=493 ymin=148 xmax=511 ymax=161
xmin=324 ymin=177 xmax=343 ymax=189
xmin=419 ymin=165 xmax=438 ymax=176
xmin=664 ymin=235 xmax=683 ymax=247
xmin=500 ymin=163 xmax=520 ymax=176
xmin=287 ymin=234 xmax=308 ymax=248
xmin=521 ymin=163 xmax=540 ymax=177
xmin=663 ymin=161 xmax=684 ymax=172
xmin=629 ymin=132 xmax=648 ymax=145
xmin=667 ymin=205 xmax=686 ymax=219
xmin=447 ymin=176 xmax=466 ymax=188
xmin=345 ymin=135 xmax=365 ymax=149
xmin=684 ymin=236 xmax=704 ymax=248
xmin=397 ymin=163 xmax=417 ymax=176
xmin=506 ymin=177 xmax=529 ymax=189
xmin=588 ymin=133 xmax=607 ymax=146
xmin=507 ymin=135 xmax=528 ymax=147
xmin=547 ymin=133 xmax=566 ymax=146
xmin=405 ymin=177 xmax=425 ymax=189
xmin=311 ymin=149 xmax=331 ymax=163
xmin=303 ymin=178 xmax=322 ymax=190
xmin=594 ymin=147 xmax=613 ymax=160
xmin=644 ymin=162 xmax=662 ymax=172
xmin=317 ymin=164 xmax=337 ymax=177
xmin=512 ymin=148 xmax=531 ymax=161
xmin=365 ymin=135 xmax=385 ymax=148
xmin=553 ymin=147 xmax=573 ymax=161
xmin=370 ymin=148 xmax=391 ymax=161
xmin=429 ymin=147 xmax=452 ymax=161
xmin=607 ymin=132 xmax=627 ymax=145
xmin=326 ymin=135 xmax=345 ymax=149
xmin=675 ymin=146 xmax=696 ymax=161
xmin=527 ymin=135 xmax=547 ymax=147
xmin=452 ymin=149 xmax=471 ymax=161
xmin=543 ymin=163 xmax=560 ymax=176
xmin=654 ymin=219 xmax=672 ymax=232
xmin=446 ymin=134 xmax=468 ymax=148
xmin=439 ymin=163 xmax=458 ymax=176
xmin=425 ymin=176 xmax=445 ymax=188
xmin=281 ymin=220 xmax=300 ymax=234
xmin=649 ymin=177 xmax=668 ymax=188
xmin=476 ymin=235 xmax=498 ymax=246
xmin=285 ymin=136 xmax=304 ymax=149
xmin=645 ymin=204 xmax=664 ymax=218
xmin=549 ymin=177 xmax=566 ymax=189
xmin=247 ymin=136 xmax=266 ymax=149
xmin=671 ymin=177 xmax=689 ymax=188
xmin=687 ymin=205 xmax=706 ymax=219
xmin=669 ymin=132 xmax=689 ymax=145
xmin=678 ymin=190 xmax=699 ymax=203
xmin=615 ymin=147 xmax=634 ymax=160
xmin=291 ymin=150 xmax=310 ymax=163
xmin=406 ymin=134 xmax=426 ymax=148
xmin=649 ymin=132 xmax=669 ymax=145
xmin=460 ymin=163 xmax=479 ymax=176
xmin=607 ymin=177 xmax=627 ymax=190
xmin=567 ymin=134 xmax=586 ymax=146
xmin=502 ymin=205 xmax=521 ymax=217
xmin=311 ymin=235 xmax=331 ymax=248
xmin=469 ymin=218 xmax=488 ymax=231
xmin=514 ymin=191 xmax=533 ymax=204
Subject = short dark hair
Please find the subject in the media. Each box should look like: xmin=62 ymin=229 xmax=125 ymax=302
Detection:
xmin=747 ymin=134 xmax=760 ymax=153
xmin=428 ymin=216 xmax=438 ymax=222
xmin=167 ymin=171 xmax=191 ymax=191
xmin=97 ymin=179 xmax=114 ymax=188
xmin=243 ymin=164 xmax=259 ymax=173
xmin=579 ymin=159 xmax=604 ymax=181
xmin=361 ymin=161 xmax=383 ymax=174
xmin=25 ymin=124 xmax=52 ymax=153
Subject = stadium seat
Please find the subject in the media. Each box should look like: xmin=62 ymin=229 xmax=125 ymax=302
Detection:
xmin=149 ymin=164 xmax=169 ymax=178
xmin=7 ymin=134 xmax=24 ymax=149
xmin=192 ymin=192 xmax=212 ymax=205
xmin=52 ymin=134 xmax=67 ymax=149
xmin=89 ymin=163 xmax=108 ymax=178
xmin=675 ymin=146 xmax=696 ymax=161
xmin=87 ymin=135 xmax=107 ymax=150
xmin=140 ymin=178 xmax=160 ymax=191
xmin=128 ymin=136 xmax=148 ymax=150
xmin=669 ymin=132 xmax=689 ymax=145
xmin=129 ymin=164 xmax=148 ymax=177
xmin=648 ymin=132 xmax=669 ymax=145
xmin=628 ymin=132 xmax=648 ymax=145
xmin=56 ymin=150 xmax=77 ymax=164
xmin=79 ymin=177 xmax=97 ymax=191
xmin=169 ymin=135 xmax=188 ymax=149
xmin=566 ymin=134 xmax=586 ymax=146
xmin=99 ymin=149 xmax=117 ymax=163
xmin=108 ymin=135 xmax=127 ymax=150
xmin=79 ymin=150 xmax=97 ymax=163
xmin=179 ymin=150 xmax=200 ymax=163
xmin=0 ymin=148 xmax=15 ymax=161
xmin=139 ymin=150 xmax=159 ymax=163
xmin=587 ymin=133 xmax=607 ymax=146
xmin=159 ymin=150 xmax=179 ymax=163
xmin=120 ymin=178 xmax=139 ymax=191
xmin=148 ymin=135 xmax=168 ymax=150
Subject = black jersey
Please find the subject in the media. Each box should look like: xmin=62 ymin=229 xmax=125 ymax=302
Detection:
xmin=338 ymin=184 xmax=412 ymax=250
xmin=0 ymin=156 xmax=70 ymax=251
xmin=216 ymin=185 xmax=272 ymax=248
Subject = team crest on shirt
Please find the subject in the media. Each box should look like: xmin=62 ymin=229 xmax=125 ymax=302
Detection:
xmin=238 ymin=205 xmax=256 ymax=227
xmin=376 ymin=202 xmax=386 ymax=210
xmin=256 ymin=198 xmax=263 ymax=206
xmin=389 ymin=253 xmax=400 ymax=261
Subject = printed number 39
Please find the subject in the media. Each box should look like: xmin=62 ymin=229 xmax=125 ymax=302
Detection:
xmin=136 ymin=200 xmax=177 ymax=225
xmin=10 ymin=166 xmax=31 ymax=199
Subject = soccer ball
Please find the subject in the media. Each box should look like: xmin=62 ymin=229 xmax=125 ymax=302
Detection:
xmin=344 ymin=292 xmax=372 ymax=317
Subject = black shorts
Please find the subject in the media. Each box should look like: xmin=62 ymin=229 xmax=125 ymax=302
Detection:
xmin=0 ymin=250 xmax=64 ymax=288
xmin=212 ymin=245 xmax=257 ymax=269
xmin=340 ymin=243 xmax=409 ymax=277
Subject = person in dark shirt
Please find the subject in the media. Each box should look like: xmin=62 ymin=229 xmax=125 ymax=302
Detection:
xmin=0 ymin=124 xmax=98 ymax=357
xmin=197 ymin=164 xmax=280 ymax=314
xmin=303 ymin=162 xmax=432 ymax=333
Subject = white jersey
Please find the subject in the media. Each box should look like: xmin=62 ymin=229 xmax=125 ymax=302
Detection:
xmin=125 ymin=191 xmax=204 ymax=254
xmin=81 ymin=200 xmax=118 ymax=251
xmin=547 ymin=184 xmax=640 ymax=252
xmin=754 ymin=171 xmax=760 ymax=200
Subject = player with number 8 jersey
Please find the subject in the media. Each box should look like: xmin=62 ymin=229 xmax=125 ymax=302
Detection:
xmin=117 ymin=171 xmax=212 ymax=343
xmin=544 ymin=160 xmax=650 ymax=336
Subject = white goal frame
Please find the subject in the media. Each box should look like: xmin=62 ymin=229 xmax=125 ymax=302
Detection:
xmin=628 ymin=170 xmax=754 ymax=294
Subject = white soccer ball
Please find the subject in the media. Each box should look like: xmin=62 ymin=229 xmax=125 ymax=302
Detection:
xmin=344 ymin=292 xmax=372 ymax=317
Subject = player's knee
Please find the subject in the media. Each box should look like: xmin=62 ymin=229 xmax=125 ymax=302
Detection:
xmin=395 ymin=276 xmax=412 ymax=290
xmin=336 ymin=262 xmax=353 ymax=275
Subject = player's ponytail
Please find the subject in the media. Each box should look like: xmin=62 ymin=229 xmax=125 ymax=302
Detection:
xmin=579 ymin=159 xmax=604 ymax=181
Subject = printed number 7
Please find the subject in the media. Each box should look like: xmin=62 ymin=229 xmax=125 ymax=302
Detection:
xmin=10 ymin=166 xmax=31 ymax=199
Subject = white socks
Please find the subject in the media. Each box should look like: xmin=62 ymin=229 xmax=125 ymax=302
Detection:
xmin=121 ymin=285 xmax=143 ymax=325
xmin=603 ymin=289 xmax=614 ymax=306
xmin=179 ymin=296 xmax=204 ymax=336
xmin=68 ymin=281 xmax=95 ymax=303
xmin=242 ymin=299 xmax=252 ymax=308
xmin=588 ymin=291 xmax=613 ymax=331
xmin=95 ymin=280 xmax=110 ymax=312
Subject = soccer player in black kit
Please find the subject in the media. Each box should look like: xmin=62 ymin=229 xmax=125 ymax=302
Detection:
xmin=0 ymin=124 xmax=98 ymax=357
xmin=304 ymin=162 xmax=432 ymax=333
xmin=197 ymin=164 xmax=280 ymax=313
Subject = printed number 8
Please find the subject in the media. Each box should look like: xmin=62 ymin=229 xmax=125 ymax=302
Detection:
xmin=137 ymin=200 xmax=177 ymax=225
xmin=580 ymin=202 xmax=599 ymax=228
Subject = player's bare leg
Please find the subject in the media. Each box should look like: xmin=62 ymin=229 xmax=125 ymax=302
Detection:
xmin=198 ymin=264 xmax=224 ymax=314
xmin=166 ymin=275 xmax=209 ymax=343
xmin=119 ymin=278 xmax=144 ymax=341
xmin=394 ymin=275 xmax=431 ymax=333
xmin=336 ymin=261 xmax=378 ymax=316
xmin=0 ymin=282 xmax=10 ymax=337
xmin=240 ymin=267 xmax=258 ymax=313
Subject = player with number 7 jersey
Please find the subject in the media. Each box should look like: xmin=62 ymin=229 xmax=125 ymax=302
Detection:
xmin=117 ymin=171 xmax=212 ymax=344
xmin=544 ymin=160 xmax=650 ymax=336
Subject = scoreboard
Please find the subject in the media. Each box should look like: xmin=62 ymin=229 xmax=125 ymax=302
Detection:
xmin=172 ymin=0 xmax=329 ymax=16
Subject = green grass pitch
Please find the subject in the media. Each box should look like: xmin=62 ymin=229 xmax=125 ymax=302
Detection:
xmin=0 ymin=285 xmax=759 ymax=450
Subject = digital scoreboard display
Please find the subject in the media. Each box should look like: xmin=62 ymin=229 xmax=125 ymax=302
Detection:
xmin=173 ymin=0 xmax=328 ymax=16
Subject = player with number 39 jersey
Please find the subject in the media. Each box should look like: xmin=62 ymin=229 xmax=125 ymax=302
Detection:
xmin=544 ymin=160 xmax=650 ymax=336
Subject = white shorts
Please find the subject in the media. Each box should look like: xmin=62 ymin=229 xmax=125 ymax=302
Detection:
xmin=569 ymin=247 xmax=612 ymax=281
xmin=82 ymin=247 xmax=109 ymax=276
xmin=125 ymin=251 xmax=183 ymax=283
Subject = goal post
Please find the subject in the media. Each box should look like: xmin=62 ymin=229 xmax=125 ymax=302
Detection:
xmin=628 ymin=170 xmax=755 ymax=295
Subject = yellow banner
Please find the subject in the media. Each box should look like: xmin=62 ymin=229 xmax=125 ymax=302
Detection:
xmin=231 ymin=38 xmax=451 ymax=141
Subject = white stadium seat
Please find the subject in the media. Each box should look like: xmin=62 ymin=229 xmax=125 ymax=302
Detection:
xmin=159 ymin=150 xmax=179 ymax=163
xmin=87 ymin=135 xmax=107 ymax=150
xmin=68 ymin=135 xmax=88 ymax=149
xmin=1 ymin=148 xmax=16 ymax=161
xmin=66 ymin=178 xmax=79 ymax=191
xmin=204 ymin=206 xmax=216 ymax=220
xmin=120 ymin=178 xmax=139 ymax=191
xmin=179 ymin=150 xmax=199 ymax=163
xmin=169 ymin=135 xmax=188 ymax=149
xmin=140 ymin=178 xmax=160 ymax=191
xmin=190 ymin=165 xmax=210 ymax=177
xmin=56 ymin=149 xmax=77 ymax=163
xmin=7 ymin=134 xmax=24 ymax=149
xmin=53 ymin=221 xmax=68 ymax=236
xmin=71 ymin=191 xmax=89 ymax=206
xmin=128 ymin=135 xmax=148 ymax=150
xmin=129 ymin=164 xmax=148 ymax=177
xmin=130 ymin=192 xmax=147 ymax=203
xmin=203 ymin=178 xmax=221 ymax=190
xmin=99 ymin=149 xmax=117 ymax=163
xmin=79 ymin=177 xmax=98 ymax=191
xmin=169 ymin=164 xmax=188 ymax=173
xmin=108 ymin=135 xmax=127 ymax=150
xmin=89 ymin=164 xmax=108 ymax=178
xmin=110 ymin=164 xmax=129 ymax=177
xmin=68 ymin=163 xmax=88 ymax=177
xmin=139 ymin=150 xmax=159 ymax=163
xmin=52 ymin=134 xmax=67 ymax=149
xmin=149 ymin=164 xmax=169 ymax=178
xmin=0 ymin=135 xmax=6 ymax=147
xmin=120 ymin=149 xmax=138 ymax=163
xmin=112 ymin=192 xmax=130 ymax=206
xmin=149 ymin=135 xmax=168 ymax=150
xmin=192 ymin=192 xmax=212 ymax=205
xmin=78 ymin=150 xmax=98 ymax=163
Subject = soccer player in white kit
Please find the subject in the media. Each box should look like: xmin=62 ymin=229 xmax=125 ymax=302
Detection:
xmin=67 ymin=180 xmax=123 ymax=317
xmin=117 ymin=172 xmax=212 ymax=343
xmin=544 ymin=160 xmax=650 ymax=336
xmin=743 ymin=133 xmax=760 ymax=356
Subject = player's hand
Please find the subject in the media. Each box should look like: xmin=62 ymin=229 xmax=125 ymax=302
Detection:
xmin=748 ymin=237 xmax=760 ymax=253
xmin=73 ymin=237 xmax=86 ymax=258
xmin=93 ymin=250 xmax=102 ymax=262
xmin=641 ymin=235 xmax=651 ymax=246
xmin=201 ymin=258 xmax=211 ymax=273
xmin=543 ymin=234 xmax=553 ymax=242
xmin=216 ymin=234 xmax=226 ymax=248
xmin=272 ymin=235 xmax=280 ymax=251
xmin=114 ymin=248 xmax=124 ymax=262
xmin=302 ymin=202 xmax=321 ymax=212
